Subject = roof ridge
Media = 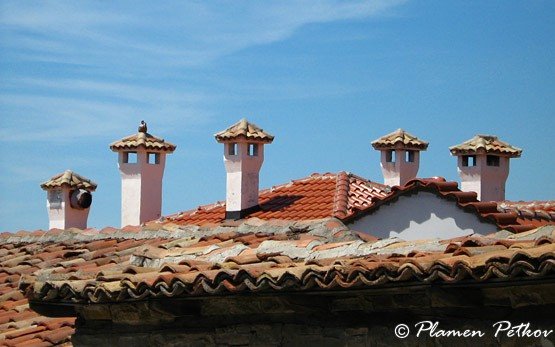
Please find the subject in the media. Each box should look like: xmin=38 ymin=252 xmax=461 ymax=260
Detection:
xmin=344 ymin=177 xmax=536 ymax=233
xmin=332 ymin=171 xmax=350 ymax=219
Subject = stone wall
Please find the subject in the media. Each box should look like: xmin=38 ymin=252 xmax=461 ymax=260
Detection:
xmin=62 ymin=282 xmax=555 ymax=346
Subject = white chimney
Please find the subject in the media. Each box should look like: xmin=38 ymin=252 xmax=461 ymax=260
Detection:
xmin=371 ymin=129 xmax=428 ymax=186
xmin=215 ymin=119 xmax=274 ymax=219
xmin=450 ymin=135 xmax=521 ymax=201
xmin=110 ymin=121 xmax=176 ymax=227
xmin=41 ymin=170 xmax=96 ymax=230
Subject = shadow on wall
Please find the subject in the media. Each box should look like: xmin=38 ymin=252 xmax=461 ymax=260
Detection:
xmin=350 ymin=191 xmax=494 ymax=240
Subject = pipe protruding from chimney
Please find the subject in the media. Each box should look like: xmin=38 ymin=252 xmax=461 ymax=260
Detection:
xmin=110 ymin=121 xmax=176 ymax=227
xmin=371 ymin=129 xmax=428 ymax=187
xmin=215 ymin=118 xmax=274 ymax=220
xmin=450 ymin=134 xmax=521 ymax=201
xmin=41 ymin=170 xmax=97 ymax=230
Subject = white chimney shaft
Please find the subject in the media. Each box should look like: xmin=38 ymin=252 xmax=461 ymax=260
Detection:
xmin=41 ymin=170 xmax=96 ymax=230
xmin=371 ymin=129 xmax=428 ymax=187
xmin=110 ymin=121 xmax=176 ymax=227
xmin=450 ymin=135 xmax=522 ymax=201
xmin=215 ymin=119 xmax=274 ymax=220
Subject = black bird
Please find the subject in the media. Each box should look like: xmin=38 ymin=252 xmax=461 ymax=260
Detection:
xmin=138 ymin=120 xmax=148 ymax=133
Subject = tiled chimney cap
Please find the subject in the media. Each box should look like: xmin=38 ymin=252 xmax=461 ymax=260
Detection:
xmin=215 ymin=118 xmax=274 ymax=143
xmin=371 ymin=128 xmax=428 ymax=150
xmin=40 ymin=170 xmax=97 ymax=191
xmin=449 ymin=134 xmax=522 ymax=157
xmin=110 ymin=121 xmax=176 ymax=152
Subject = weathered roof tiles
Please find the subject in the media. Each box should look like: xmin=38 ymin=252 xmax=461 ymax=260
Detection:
xmin=449 ymin=134 xmax=522 ymax=157
xmin=214 ymin=118 xmax=274 ymax=143
xmin=371 ymin=128 xmax=429 ymax=150
xmin=110 ymin=121 xmax=176 ymax=152
xmin=40 ymin=170 xmax=97 ymax=191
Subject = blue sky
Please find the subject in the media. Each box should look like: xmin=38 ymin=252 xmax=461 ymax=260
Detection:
xmin=0 ymin=1 xmax=553 ymax=232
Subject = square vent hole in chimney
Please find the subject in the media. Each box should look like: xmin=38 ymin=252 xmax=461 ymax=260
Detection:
xmin=405 ymin=150 xmax=414 ymax=162
xmin=487 ymin=155 xmax=500 ymax=167
xmin=148 ymin=152 xmax=160 ymax=164
xmin=228 ymin=143 xmax=237 ymax=156
xmin=123 ymin=152 xmax=138 ymax=164
xmin=248 ymin=143 xmax=258 ymax=156
xmin=462 ymin=155 xmax=476 ymax=167
xmin=386 ymin=150 xmax=396 ymax=163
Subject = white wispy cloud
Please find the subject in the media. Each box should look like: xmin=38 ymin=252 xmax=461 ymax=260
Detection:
xmin=1 ymin=0 xmax=406 ymax=70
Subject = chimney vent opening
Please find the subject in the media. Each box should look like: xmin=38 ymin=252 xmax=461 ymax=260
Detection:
xmin=486 ymin=155 xmax=500 ymax=167
xmin=405 ymin=150 xmax=415 ymax=162
xmin=462 ymin=155 xmax=476 ymax=167
xmin=248 ymin=143 xmax=258 ymax=156
xmin=70 ymin=189 xmax=93 ymax=209
xmin=228 ymin=143 xmax=238 ymax=156
xmin=386 ymin=150 xmax=396 ymax=163
xmin=148 ymin=152 xmax=160 ymax=164
xmin=123 ymin=152 xmax=138 ymax=164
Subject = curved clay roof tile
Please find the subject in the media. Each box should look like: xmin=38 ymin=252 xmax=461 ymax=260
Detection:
xmin=371 ymin=129 xmax=428 ymax=150
xmin=214 ymin=118 xmax=274 ymax=143
xmin=40 ymin=170 xmax=97 ymax=191
xmin=449 ymin=135 xmax=522 ymax=157
xmin=110 ymin=122 xmax=176 ymax=152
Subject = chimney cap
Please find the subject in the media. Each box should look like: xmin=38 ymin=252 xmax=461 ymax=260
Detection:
xmin=215 ymin=118 xmax=274 ymax=144
xmin=371 ymin=128 xmax=428 ymax=150
xmin=41 ymin=170 xmax=97 ymax=191
xmin=110 ymin=121 xmax=176 ymax=152
xmin=449 ymin=134 xmax=522 ymax=157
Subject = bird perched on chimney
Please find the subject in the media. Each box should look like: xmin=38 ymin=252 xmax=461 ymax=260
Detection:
xmin=138 ymin=120 xmax=148 ymax=133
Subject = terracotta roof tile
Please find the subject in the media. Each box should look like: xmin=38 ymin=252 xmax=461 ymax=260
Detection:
xmin=110 ymin=122 xmax=176 ymax=152
xmin=1 ymin=170 xmax=553 ymax=344
xmin=214 ymin=118 xmax=274 ymax=143
xmin=449 ymin=134 xmax=522 ymax=157
xmin=343 ymin=177 xmax=545 ymax=233
xmin=371 ymin=128 xmax=429 ymax=150
xmin=40 ymin=170 xmax=97 ymax=191
xmin=498 ymin=201 xmax=555 ymax=222
xmin=10 ymin=223 xmax=552 ymax=308
xmin=165 ymin=172 xmax=388 ymax=225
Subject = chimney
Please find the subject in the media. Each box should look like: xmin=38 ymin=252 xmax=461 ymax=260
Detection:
xmin=110 ymin=121 xmax=176 ymax=227
xmin=215 ymin=118 xmax=274 ymax=220
xmin=41 ymin=170 xmax=96 ymax=230
xmin=371 ymin=129 xmax=428 ymax=186
xmin=450 ymin=134 xmax=521 ymax=201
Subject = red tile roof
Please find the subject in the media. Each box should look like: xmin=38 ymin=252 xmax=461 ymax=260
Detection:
xmin=2 ymin=172 xmax=553 ymax=344
xmin=343 ymin=177 xmax=554 ymax=233
xmin=1 ymin=220 xmax=553 ymax=344
xmin=11 ymin=223 xmax=554 ymax=306
xmin=161 ymin=173 xmax=550 ymax=233
xmin=163 ymin=172 xmax=389 ymax=225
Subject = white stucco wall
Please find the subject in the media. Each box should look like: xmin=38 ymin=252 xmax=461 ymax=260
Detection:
xmin=223 ymin=141 xmax=264 ymax=212
xmin=118 ymin=150 xmax=166 ymax=227
xmin=47 ymin=187 xmax=90 ymax=230
xmin=348 ymin=191 xmax=495 ymax=240
xmin=458 ymin=155 xmax=510 ymax=201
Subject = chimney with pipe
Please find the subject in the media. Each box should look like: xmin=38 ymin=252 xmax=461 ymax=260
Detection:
xmin=110 ymin=121 xmax=176 ymax=227
xmin=450 ymin=134 xmax=521 ymax=201
xmin=215 ymin=118 xmax=274 ymax=220
xmin=371 ymin=129 xmax=428 ymax=186
xmin=41 ymin=170 xmax=96 ymax=230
